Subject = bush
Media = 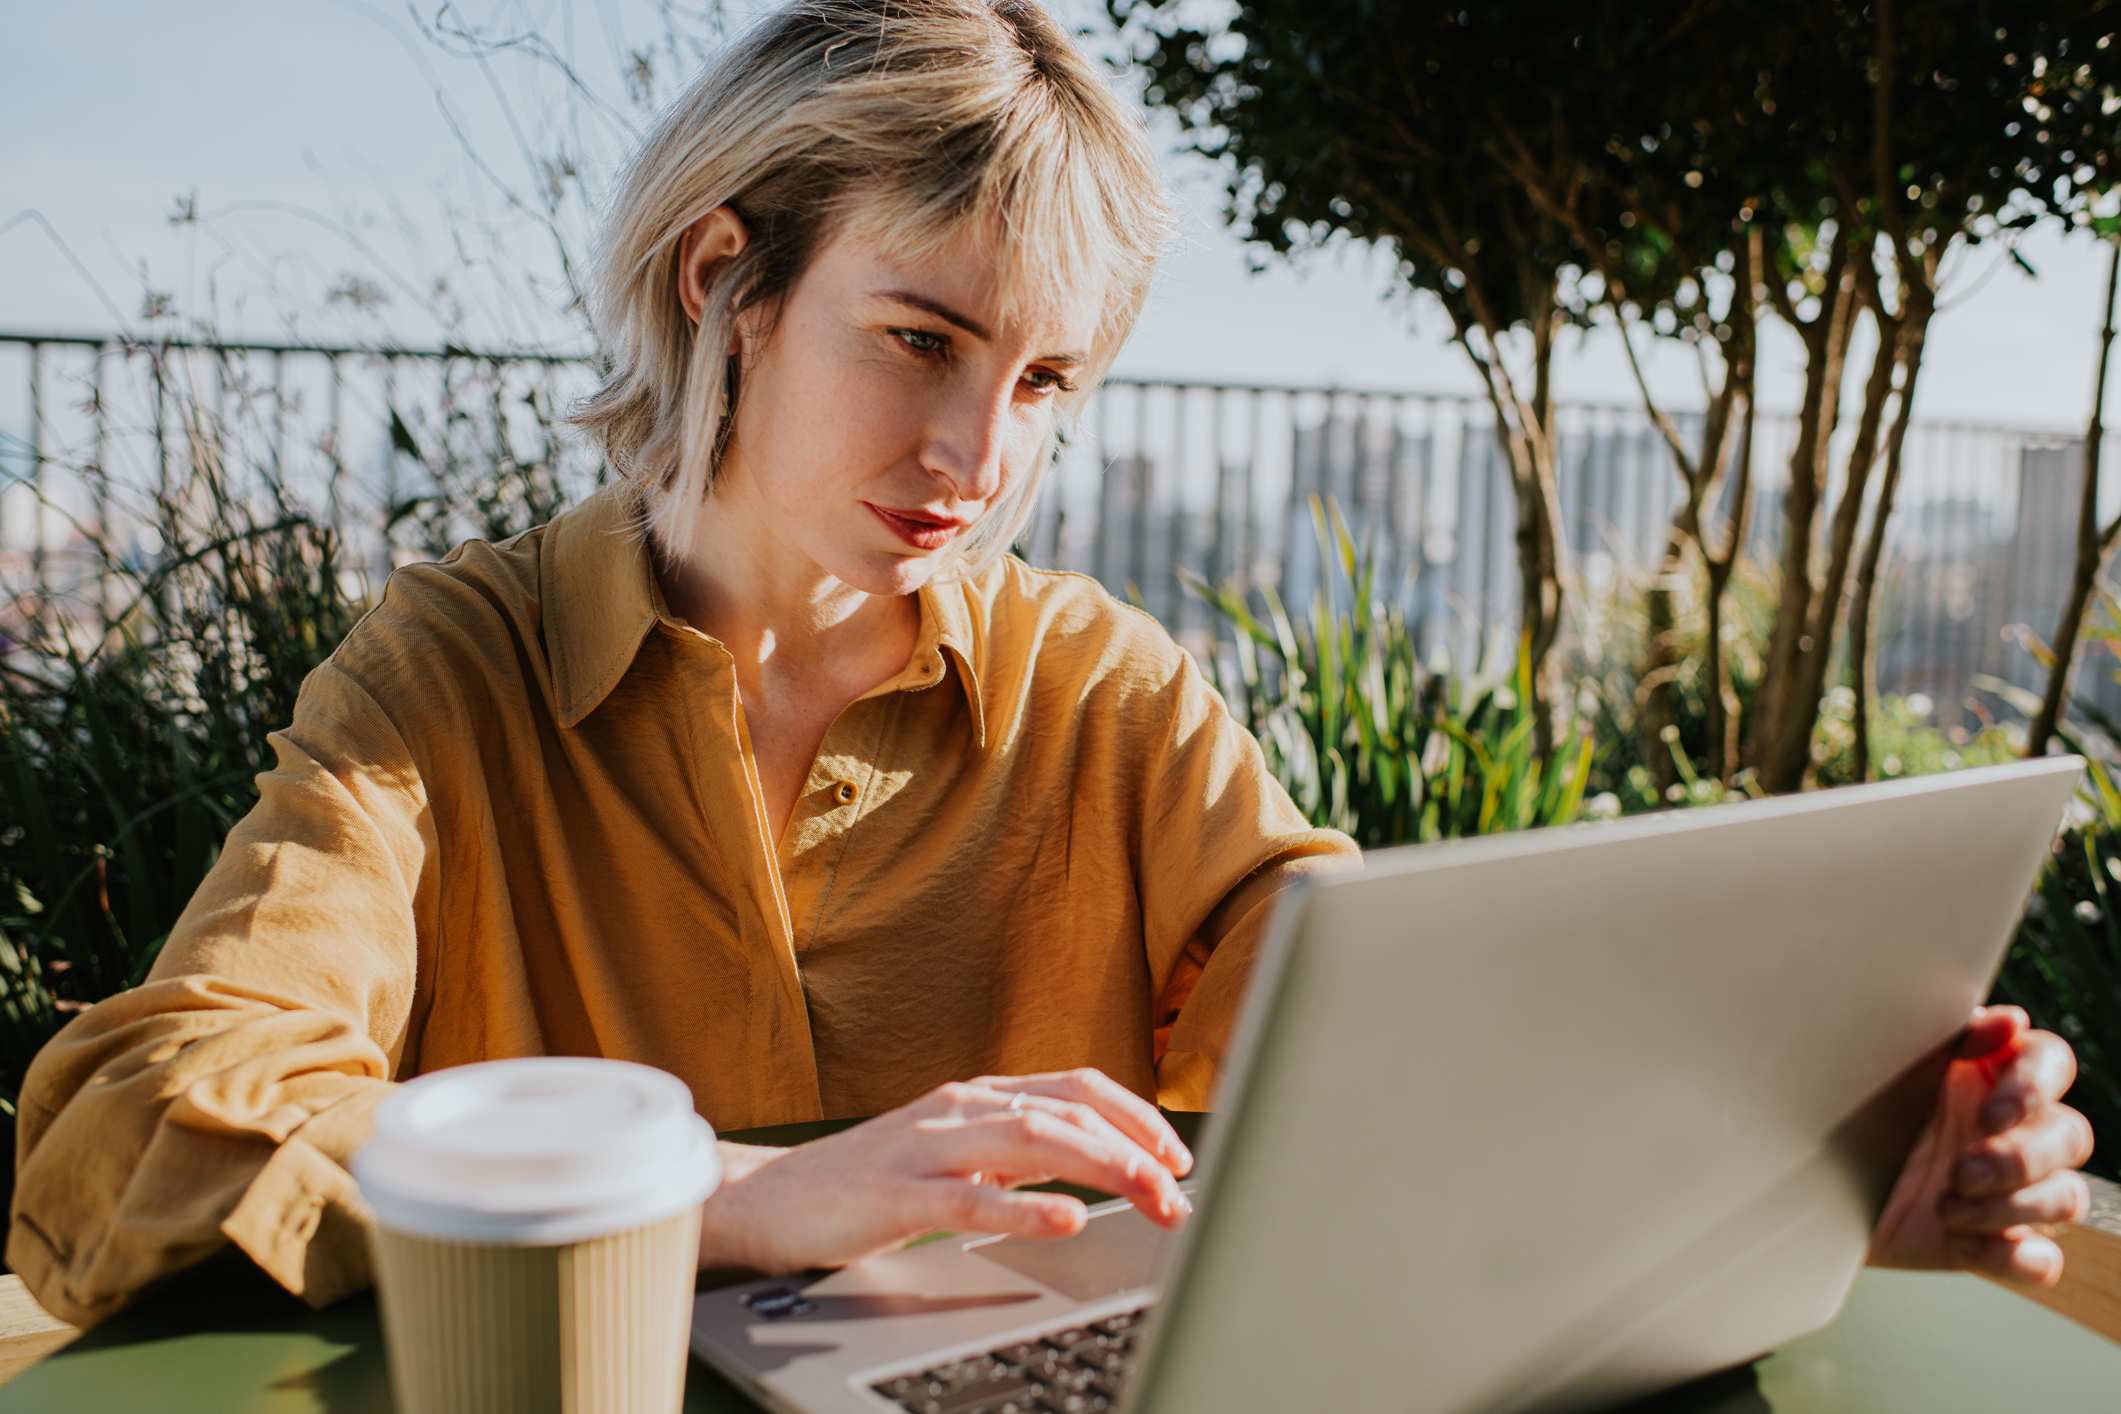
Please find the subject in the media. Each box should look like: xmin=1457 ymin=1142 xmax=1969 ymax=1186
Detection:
xmin=1573 ymin=554 xmax=1776 ymax=811
xmin=0 ymin=344 xmax=583 ymax=1243
xmin=0 ymin=456 xmax=366 ymax=1225
xmin=1196 ymin=522 xmax=2114 ymax=1180
xmin=1185 ymin=500 xmax=1598 ymax=847
xmin=1991 ymin=748 xmax=2121 ymax=1184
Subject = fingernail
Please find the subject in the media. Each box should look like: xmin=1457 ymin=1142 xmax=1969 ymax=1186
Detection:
xmin=1174 ymin=1190 xmax=1193 ymax=1216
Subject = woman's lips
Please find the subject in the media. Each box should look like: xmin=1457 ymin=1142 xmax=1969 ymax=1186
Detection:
xmin=869 ymin=504 xmax=964 ymax=550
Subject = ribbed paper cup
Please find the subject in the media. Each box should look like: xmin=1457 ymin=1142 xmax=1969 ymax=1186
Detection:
xmin=353 ymin=1058 xmax=721 ymax=1414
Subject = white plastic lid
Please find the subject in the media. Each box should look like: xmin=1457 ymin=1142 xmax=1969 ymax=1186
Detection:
xmin=353 ymin=1057 xmax=721 ymax=1245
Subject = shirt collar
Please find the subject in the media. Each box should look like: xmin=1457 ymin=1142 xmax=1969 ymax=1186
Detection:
xmin=914 ymin=572 xmax=988 ymax=750
xmin=542 ymin=480 xmax=662 ymax=730
xmin=541 ymin=480 xmax=986 ymax=747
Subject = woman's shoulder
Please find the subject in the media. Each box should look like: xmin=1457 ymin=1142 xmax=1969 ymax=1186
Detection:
xmin=318 ymin=513 xmax=567 ymax=731
xmin=955 ymin=554 xmax=1193 ymax=694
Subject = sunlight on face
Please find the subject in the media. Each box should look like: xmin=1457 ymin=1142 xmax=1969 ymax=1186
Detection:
xmin=718 ymin=214 xmax=1105 ymax=597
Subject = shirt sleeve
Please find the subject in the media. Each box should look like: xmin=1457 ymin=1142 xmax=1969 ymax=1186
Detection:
xmin=1135 ymin=643 xmax=1362 ymax=1112
xmin=7 ymin=660 xmax=433 ymax=1329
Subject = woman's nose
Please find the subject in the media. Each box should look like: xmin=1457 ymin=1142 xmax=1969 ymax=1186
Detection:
xmin=923 ymin=381 xmax=1012 ymax=502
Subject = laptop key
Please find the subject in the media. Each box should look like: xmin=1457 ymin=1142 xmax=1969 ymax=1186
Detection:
xmin=952 ymin=1396 xmax=1047 ymax=1414
xmin=924 ymin=1380 xmax=1044 ymax=1414
xmin=1039 ymin=1366 xmax=1099 ymax=1394
xmin=876 ymin=1306 xmax=1148 ymax=1413
xmin=1037 ymin=1394 xmax=1114 ymax=1414
xmin=935 ymin=1357 xmax=1010 ymax=1386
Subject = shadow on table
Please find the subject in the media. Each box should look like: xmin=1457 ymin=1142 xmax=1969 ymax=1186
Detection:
xmin=0 ymin=1255 xmax=391 ymax=1412
xmin=2 ymin=1258 xmax=1774 ymax=1414
xmin=1624 ymin=1361 xmax=1772 ymax=1413
xmin=0 ymin=1253 xmax=767 ymax=1414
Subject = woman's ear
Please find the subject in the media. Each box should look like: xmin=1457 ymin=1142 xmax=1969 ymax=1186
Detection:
xmin=676 ymin=205 xmax=750 ymax=327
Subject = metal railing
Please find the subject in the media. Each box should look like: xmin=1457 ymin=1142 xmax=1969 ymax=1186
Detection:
xmin=1 ymin=328 xmax=2109 ymax=726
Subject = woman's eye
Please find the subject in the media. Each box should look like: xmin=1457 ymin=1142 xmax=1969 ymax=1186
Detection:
xmin=890 ymin=327 xmax=1073 ymax=396
xmin=892 ymin=328 xmax=947 ymax=356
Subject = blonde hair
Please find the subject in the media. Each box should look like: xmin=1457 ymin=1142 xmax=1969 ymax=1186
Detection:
xmin=567 ymin=0 xmax=1174 ymax=575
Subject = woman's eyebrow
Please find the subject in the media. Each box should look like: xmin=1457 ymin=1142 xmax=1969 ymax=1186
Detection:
xmin=873 ymin=289 xmax=1085 ymax=366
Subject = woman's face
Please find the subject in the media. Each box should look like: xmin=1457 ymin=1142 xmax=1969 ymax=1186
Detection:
xmin=703 ymin=210 xmax=1104 ymax=598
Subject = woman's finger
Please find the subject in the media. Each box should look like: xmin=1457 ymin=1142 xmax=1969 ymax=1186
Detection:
xmin=1955 ymin=1005 xmax=2026 ymax=1062
xmin=1978 ymin=1029 xmax=2079 ymax=1135
xmin=1953 ymin=1105 xmax=2096 ymax=1196
xmin=971 ymin=1171 xmax=1057 ymax=1190
xmin=999 ymin=1091 xmax=1169 ymax=1177
xmin=1938 ymin=1170 xmax=2091 ymax=1234
xmin=921 ymin=1109 xmax=1189 ymax=1226
xmin=1945 ymin=1229 xmax=2066 ymax=1288
xmin=922 ymin=1081 xmax=1176 ymax=1190
xmin=899 ymin=1179 xmax=1088 ymax=1241
xmin=973 ymin=1068 xmax=1192 ymax=1176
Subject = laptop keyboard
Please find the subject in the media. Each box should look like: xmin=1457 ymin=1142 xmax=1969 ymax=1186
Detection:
xmin=868 ymin=1306 xmax=1151 ymax=1414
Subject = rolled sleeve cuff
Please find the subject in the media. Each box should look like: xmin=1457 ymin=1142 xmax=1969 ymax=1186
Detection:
xmin=220 ymin=1082 xmax=389 ymax=1310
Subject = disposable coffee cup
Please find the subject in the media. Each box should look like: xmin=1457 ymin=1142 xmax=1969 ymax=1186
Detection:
xmin=353 ymin=1057 xmax=721 ymax=1414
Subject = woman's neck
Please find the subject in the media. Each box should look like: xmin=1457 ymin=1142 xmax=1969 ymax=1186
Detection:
xmin=658 ymin=489 xmax=918 ymax=695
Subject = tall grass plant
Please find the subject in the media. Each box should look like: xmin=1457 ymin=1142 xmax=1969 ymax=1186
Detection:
xmin=1186 ymin=499 xmax=1598 ymax=847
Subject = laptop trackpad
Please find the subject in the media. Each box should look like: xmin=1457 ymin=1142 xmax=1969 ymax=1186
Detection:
xmin=965 ymin=1203 xmax=1177 ymax=1302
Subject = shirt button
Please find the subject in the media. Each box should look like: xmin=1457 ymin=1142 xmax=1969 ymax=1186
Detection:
xmin=835 ymin=781 xmax=858 ymax=805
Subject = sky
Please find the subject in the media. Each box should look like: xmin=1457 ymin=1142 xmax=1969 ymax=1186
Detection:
xmin=4 ymin=0 xmax=2119 ymax=430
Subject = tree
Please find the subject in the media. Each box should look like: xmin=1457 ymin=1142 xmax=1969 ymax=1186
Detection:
xmin=1114 ymin=0 xmax=2119 ymax=789
xmin=1475 ymin=3 xmax=1785 ymax=784
xmin=2026 ymin=229 xmax=2121 ymax=759
xmin=1745 ymin=0 xmax=2114 ymax=789
xmin=1105 ymin=4 xmax=1592 ymax=754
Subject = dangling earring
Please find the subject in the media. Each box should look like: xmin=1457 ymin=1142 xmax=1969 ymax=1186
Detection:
xmin=708 ymin=349 xmax=741 ymax=478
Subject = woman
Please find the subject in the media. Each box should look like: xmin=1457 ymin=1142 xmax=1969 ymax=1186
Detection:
xmin=9 ymin=0 xmax=2091 ymax=1331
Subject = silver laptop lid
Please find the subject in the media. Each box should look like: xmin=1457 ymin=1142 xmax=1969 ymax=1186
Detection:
xmin=1126 ymin=757 xmax=2084 ymax=1414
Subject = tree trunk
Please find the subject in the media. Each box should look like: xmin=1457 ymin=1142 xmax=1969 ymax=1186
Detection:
xmin=1763 ymin=293 xmax=1901 ymax=790
xmin=1850 ymin=293 xmax=1932 ymax=780
xmin=1747 ymin=243 xmax=1858 ymax=778
xmin=1503 ymin=412 xmax=1567 ymax=760
xmin=1639 ymin=526 xmax=1688 ymax=791
xmin=1453 ymin=294 xmax=1568 ymax=762
xmin=1705 ymin=375 xmax=1757 ymax=782
xmin=1636 ymin=369 xmax=1743 ymax=793
xmin=2027 ymin=234 xmax=2121 ymax=759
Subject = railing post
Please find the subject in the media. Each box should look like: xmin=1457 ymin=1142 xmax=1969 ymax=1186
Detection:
xmin=25 ymin=340 xmax=42 ymax=588
xmin=91 ymin=343 xmax=112 ymax=627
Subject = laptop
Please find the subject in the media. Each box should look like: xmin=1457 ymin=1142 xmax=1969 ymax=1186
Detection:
xmin=691 ymin=756 xmax=2084 ymax=1413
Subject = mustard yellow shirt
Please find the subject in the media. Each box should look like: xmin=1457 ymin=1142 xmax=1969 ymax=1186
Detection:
xmin=8 ymin=480 xmax=1360 ymax=1328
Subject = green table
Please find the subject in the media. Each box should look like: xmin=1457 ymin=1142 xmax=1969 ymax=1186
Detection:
xmin=5 ymin=1118 xmax=2119 ymax=1412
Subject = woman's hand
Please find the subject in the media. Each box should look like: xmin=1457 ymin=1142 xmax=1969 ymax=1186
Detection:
xmin=694 ymin=1068 xmax=1195 ymax=1275
xmin=1867 ymin=1005 xmax=2096 ymax=1286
